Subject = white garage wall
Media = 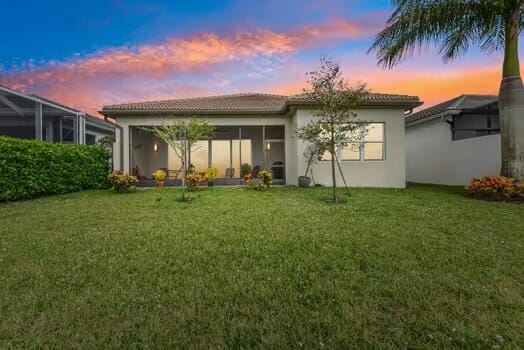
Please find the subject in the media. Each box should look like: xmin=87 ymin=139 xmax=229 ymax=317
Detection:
xmin=406 ymin=118 xmax=501 ymax=186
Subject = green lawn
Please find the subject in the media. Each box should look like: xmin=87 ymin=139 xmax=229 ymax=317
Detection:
xmin=0 ymin=185 xmax=522 ymax=348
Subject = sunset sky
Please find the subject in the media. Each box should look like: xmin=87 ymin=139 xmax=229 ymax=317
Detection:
xmin=0 ymin=0 xmax=515 ymax=116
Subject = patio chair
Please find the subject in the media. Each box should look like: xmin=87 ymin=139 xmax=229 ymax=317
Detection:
xmin=131 ymin=166 xmax=146 ymax=180
xmin=167 ymin=168 xmax=182 ymax=179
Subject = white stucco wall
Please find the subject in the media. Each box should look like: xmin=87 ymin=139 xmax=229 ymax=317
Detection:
xmin=406 ymin=118 xmax=502 ymax=186
xmin=294 ymin=108 xmax=407 ymax=188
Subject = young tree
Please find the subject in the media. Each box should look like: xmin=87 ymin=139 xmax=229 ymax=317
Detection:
xmin=368 ymin=0 xmax=524 ymax=180
xmin=144 ymin=119 xmax=214 ymax=198
xmin=297 ymin=57 xmax=368 ymax=202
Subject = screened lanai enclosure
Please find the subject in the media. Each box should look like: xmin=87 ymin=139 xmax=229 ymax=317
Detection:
xmin=130 ymin=125 xmax=286 ymax=185
xmin=0 ymin=85 xmax=116 ymax=145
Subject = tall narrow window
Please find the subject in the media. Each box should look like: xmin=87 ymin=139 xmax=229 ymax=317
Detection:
xmin=363 ymin=123 xmax=384 ymax=161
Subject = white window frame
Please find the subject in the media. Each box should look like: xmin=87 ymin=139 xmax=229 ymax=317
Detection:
xmin=361 ymin=122 xmax=385 ymax=161
xmin=320 ymin=123 xmax=386 ymax=162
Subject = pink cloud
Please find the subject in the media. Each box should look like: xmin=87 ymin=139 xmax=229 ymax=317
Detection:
xmin=1 ymin=18 xmax=376 ymax=89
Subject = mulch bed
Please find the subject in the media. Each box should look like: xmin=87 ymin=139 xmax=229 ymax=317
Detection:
xmin=467 ymin=194 xmax=524 ymax=204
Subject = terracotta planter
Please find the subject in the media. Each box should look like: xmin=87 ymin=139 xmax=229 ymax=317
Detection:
xmin=156 ymin=180 xmax=164 ymax=188
xmin=298 ymin=176 xmax=311 ymax=188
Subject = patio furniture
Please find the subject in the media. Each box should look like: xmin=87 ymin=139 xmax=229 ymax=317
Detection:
xmin=167 ymin=169 xmax=182 ymax=179
xmin=271 ymin=161 xmax=284 ymax=180
xmin=131 ymin=166 xmax=146 ymax=180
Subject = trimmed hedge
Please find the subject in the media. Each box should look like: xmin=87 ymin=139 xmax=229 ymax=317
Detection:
xmin=0 ymin=136 xmax=111 ymax=201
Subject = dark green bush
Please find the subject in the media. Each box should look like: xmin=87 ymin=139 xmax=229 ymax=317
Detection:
xmin=0 ymin=136 xmax=111 ymax=201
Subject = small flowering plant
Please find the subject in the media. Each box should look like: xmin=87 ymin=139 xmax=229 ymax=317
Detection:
xmin=205 ymin=167 xmax=218 ymax=182
xmin=258 ymin=170 xmax=273 ymax=188
xmin=186 ymin=173 xmax=205 ymax=192
xmin=244 ymin=170 xmax=273 ymax=191
xmin=467 ymin=176 xmax=523 ymax=202
xmin=107 ymin=171 xmax=138 ymax=193
xmin=152 ymin=169 xmax=167 ymax=182
xmin=243 ymin=173 xmax=254 ymax=187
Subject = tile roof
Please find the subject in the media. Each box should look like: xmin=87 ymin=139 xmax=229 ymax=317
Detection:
xmin=101 ymin=92 xmax=422 ymax=116
xmin=406 ymin=94 xmax=498 ymax=125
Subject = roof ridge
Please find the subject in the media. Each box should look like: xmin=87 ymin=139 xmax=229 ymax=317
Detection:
xmin=450 ymin=95 xmax=467 ymax=109
xmin=104 ymin=92 xmax=289 ymax=108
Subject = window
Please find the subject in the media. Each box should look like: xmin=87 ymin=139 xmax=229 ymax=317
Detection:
xmin=321 ymin=123 xmax=385 ymax=162
xmin=363 ymin=123 xmax=385 ymax=160
xmin=452 ymin=113 xmax=500 ymax=141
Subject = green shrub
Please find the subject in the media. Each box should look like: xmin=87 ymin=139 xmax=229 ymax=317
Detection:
xmin=258 ymin=170 xmax=273 ymax=188
xmin=108 ymin=171 xmax=138 ymax=193
xmin=186 ymin=173 xmax=204 ymax=192
xmin=0 ymin=136 xmax=110 ymax=201
xmin=240 ymin=163 xmax=252 ymax=178
xmin=244 ymin=170 xmax=273 ymax=191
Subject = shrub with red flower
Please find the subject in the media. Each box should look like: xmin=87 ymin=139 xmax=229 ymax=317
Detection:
xmin=186 ymin=173 xmax=205 ymax=192
xmin=243 ymin=173 xmax=254 ymax=187
xmin=467 ymin=176 xmax=521 ymax=200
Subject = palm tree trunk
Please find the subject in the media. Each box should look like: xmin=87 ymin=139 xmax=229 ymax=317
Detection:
xmin=499 ymin=4 xmax=524 ymax=180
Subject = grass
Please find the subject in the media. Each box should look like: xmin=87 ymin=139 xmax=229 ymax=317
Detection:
xmin=0 ymin=185 xmax=523 ymax=348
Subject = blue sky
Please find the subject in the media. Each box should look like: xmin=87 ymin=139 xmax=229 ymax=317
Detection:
xmin=0 ymin=0 xmax=508 ymax=115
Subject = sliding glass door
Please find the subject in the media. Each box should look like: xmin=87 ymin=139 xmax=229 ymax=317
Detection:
xmin=211 ymin=139 xmax=252 ymax=178
xmin=211 ymin=140 xmax=230 ymax=177
xmin=190 ymin=140 xmax=209 ymax=172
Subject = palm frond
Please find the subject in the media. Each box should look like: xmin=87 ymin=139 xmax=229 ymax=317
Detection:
xmin=368 ymin=0 xmax=507 ymax=68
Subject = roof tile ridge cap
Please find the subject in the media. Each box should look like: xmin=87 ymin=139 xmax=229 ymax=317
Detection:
xmin=449 ymin=95 xmax=467 ymax=110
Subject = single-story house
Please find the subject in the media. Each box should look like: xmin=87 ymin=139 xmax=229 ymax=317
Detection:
xmin=100 ymin=92 xmax=422 ymax=187
xmin=406 ymin=94 xmax=501 ymax=186
xmin=0 ymin=84 xmax=116 ymax=145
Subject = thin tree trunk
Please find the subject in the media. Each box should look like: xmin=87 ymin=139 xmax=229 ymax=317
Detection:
xmin=330 ymin=123 xmax=337 ymax=201
xmin=305 ymin=151 xmax=315 ymax=177
xmin=500 ymin=4 xmax=524 ymax=179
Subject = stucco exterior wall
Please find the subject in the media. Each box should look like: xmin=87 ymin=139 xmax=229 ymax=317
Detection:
xmin=406 ymin=118 xmax=501 ymax=186
xmin=294 ymin=108 xmax=407 ymax=188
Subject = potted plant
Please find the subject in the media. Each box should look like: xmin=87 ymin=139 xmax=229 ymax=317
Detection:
xmin=152 ymin=169 xmax=167 ymax=188
xmin=206 ymin=167 xmax=217 ymax=187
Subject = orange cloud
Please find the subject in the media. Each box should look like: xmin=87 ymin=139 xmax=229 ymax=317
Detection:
xmin=267 ymin=64 xmax=506 ymax=109
xmin=369 ymin=66 xmax=502 ymax=107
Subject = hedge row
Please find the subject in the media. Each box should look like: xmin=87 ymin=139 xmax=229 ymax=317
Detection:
xmin=0 ymin=136 xmax=111 ymax=201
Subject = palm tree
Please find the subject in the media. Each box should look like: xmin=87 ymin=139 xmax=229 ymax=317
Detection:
xmin=369 ymin=0 xmax=524 ymax=180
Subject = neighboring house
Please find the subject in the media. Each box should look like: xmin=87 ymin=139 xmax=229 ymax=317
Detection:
xmin=101 ymin=92 xmax=421 ymax=187
xmin=406 ymin=95 xmax=501 ymax=186
xmin=0 ymin=84 xmax=116 ymax=145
